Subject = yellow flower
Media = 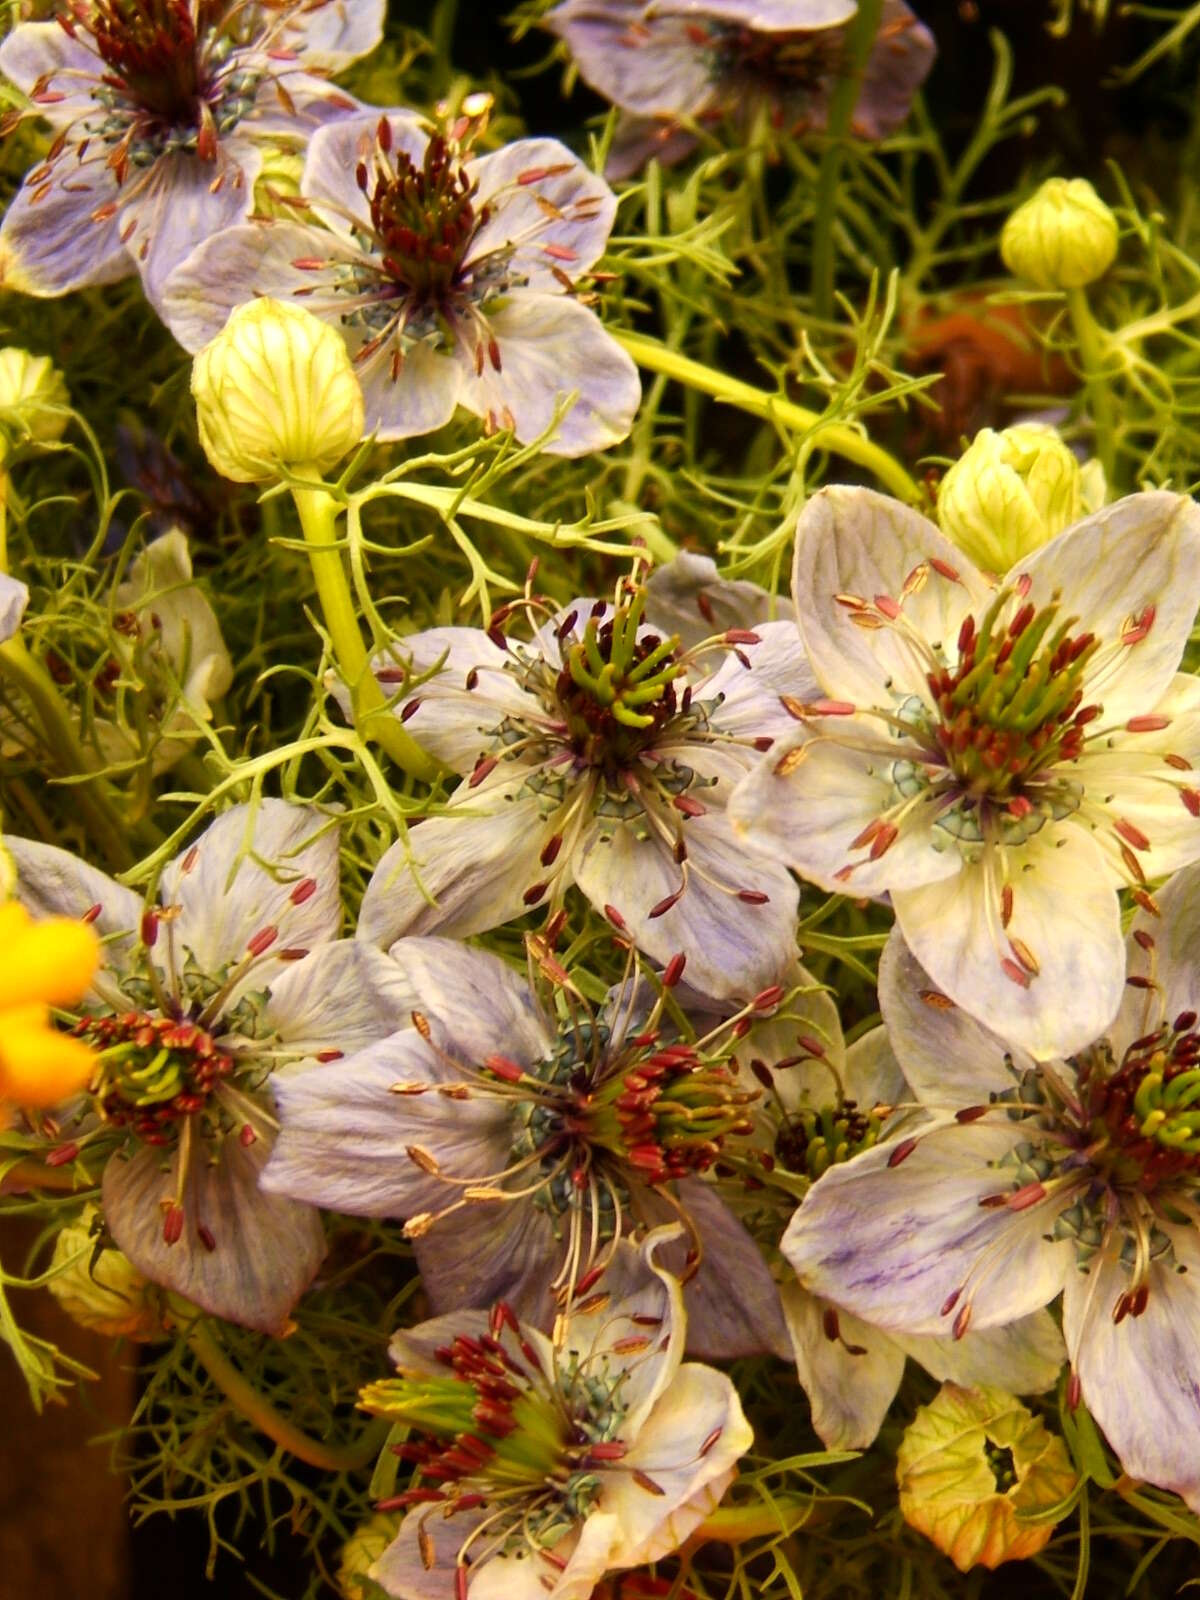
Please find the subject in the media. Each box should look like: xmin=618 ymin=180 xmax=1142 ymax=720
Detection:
xmin=0 ymin=898 xmax=99 ymax=1116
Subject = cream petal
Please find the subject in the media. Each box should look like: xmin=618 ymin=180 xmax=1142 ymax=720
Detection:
xmin=780 ymin=1282 xmax=906 ymax=1449
xmin=1018 ymin=491 xmax=1200 ymax=722
xmin=466 ymin=138 xmax=617 ymax=288
xmin=359 ymin=334 xmax=464 ymax=441
xmin=1127 ymin=860 xmax=1200 ymax=1033
xmin=285 ymin=0 xmax=386 ymax=66
xmin=790 ymin=485 xmax=991 ymax=706
xmin=892 ymin=1308 xmax=1065 ymax=1397
xmin=645 ymin=553 xmax=773 ymax=650
xmin=893 ymin=822 xmax=1123 ymax=1060
xmin=781 ymin=1121 xmax=1074 ymax=1335
xmin=654 ymin=0 xmax=856 ymax=22
xmin=701 ymin=621 xmax=820 ymax=743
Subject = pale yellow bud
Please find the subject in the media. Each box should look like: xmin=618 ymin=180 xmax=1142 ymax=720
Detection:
xmin=336 ymin=1512 xmax=400 ymax=1599
xmin=253 ymin=146 xmax=305 ymax=220
xmin=191 ymin=298 xmax=365 ymax=484
xmin=938 ymin=423 xmax=1083 ymax=571
xmin=0 ymin=347 xmax=70 ymax=443
xmin=897 ymin=1384 xmax=1078 ymax=1572
xmin=1001 ymin=178 xmax=1118 ymax=291
xmin=46 ymin=1206 xmax=160 ymax=1340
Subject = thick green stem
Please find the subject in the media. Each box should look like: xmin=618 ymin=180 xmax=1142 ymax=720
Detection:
xmin=696 ymin=1495 xmax=817 ymax=1542
xmin=290 ymin=474 xmax=439 ymax=783
xmin=616 ymin=330 xmax=922 ymax=504
xmin=1066 ymin=287 xmax=1118 ymax=488
xmin=810 ymin=0 xmax=884 ymax=320
xmin=186 ymin=1320 xmax=386 ymax=1474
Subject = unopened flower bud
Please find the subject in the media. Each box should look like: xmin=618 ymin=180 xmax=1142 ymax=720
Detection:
xmin=938 ymin=423 xmax=1082 ymax=571
xmin=1001 ymin=178 xmax=1118 ymax=290
xmin=253 ymin=146 xmax=305 ymax=220
xmin=336 ymin=1512 xmax=400 ymax=1599
xmin=46 ymin=1206 xmax=159 ymax=1340
xmin=0 ymin=347 xmax=70 ymax=444
xmin=897 ymin=1383 xmax=1078 ymax=1571
xmin=191 ymin=298 xmax=365 ymax=484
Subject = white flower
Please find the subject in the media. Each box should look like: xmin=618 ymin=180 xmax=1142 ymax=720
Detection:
xmin=781 ymin=885 xmax=1200 ymax=1512
xmin=360 ymin=1229 xmax=752 ymax=1600
xmin=0 ymin=571 xmax=28 ymax=643
xmin=730 ymin=485 xmax=1200 ymax=1057
xmin=7 ymin=800 xmax=414 ymax=1331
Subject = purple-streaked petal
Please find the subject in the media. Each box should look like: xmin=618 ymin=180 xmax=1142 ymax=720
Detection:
xmin=781 ymin=1283 xmax=906 ymax=1449
xmin=358 ymin=334 xmax=464 ymax=441
xmin=384 ymin=936 xmax=552 ymax=1064
xmin=547 ymin=1 xmax=716 ymax=117
xmin=893 ymin=822 xmax=1123 ymax=1060
xmin=0 ymin=21 xmax=99 ymax=108
xmin=0 ymin=572 xmax=28 ymax=642
xmin=283 ymin=0 xmax=386 ymax=67
xmin=456 ymin=290 xmax=641 ymax=456
xmin=466 ymin=138 xmax=617 ymax=288
xmin=123 ymin=148 xmax=260 ymax=311
xmin=781 ymin=1120 xmax=1074 ymax=1335
xmin=604 ymin=114 xmax=700 ymax=181
xmin=854 ymin=0 xmax=937 ymax=139
xmin=0 ymin=154 xmax=132 ymax=296
xmin=675 ymin=1179 xmax=790 ymax=1358
xmin=701 ymin=620 xmax=819 ymax=742
xmin=414 ymin=1204 xmax=560 ymax=1326
xmin=574 ymin=810 xmax=799 ymax=999
xmin=102 ymin=1114 xmax=325 ymax=1334
xmin=654 ymin=0 xmax=856 ymax=23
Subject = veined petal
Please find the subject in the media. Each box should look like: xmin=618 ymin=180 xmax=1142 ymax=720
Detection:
xmin=285 ymin=0 xmax=386 ymax=67
xmin=780 ymin=1282 xmax=906 ymax=1449
xmin=781 ymin=1120 xmax=1074 ymax=1335
xmin=0 ymin=21 xmax=99 ymax=106
xmin=1127 ymin=860 xmax=1200 ymax=1037
xmin=160 ymin=800 xmax=341 ymax=975
xmin=359 ymin=333 xmax=464 ymax=442
xmin=384 ymin=936 xmax=553 ymax=1066
xmin=466 ymin=138 xmax=617 ymax=288
xmin=101 ymin=1112 xmax=325 ymax=1334
xmin=0 ymin=572 xmax=28 ymax=642
xmin=262 ymin=941 xmax=424 ymax=1055
xmin=891 ymin=1308 xmax=1065 ymax=1397
xmin=414 ymin=1203 xmax=561 ymax=1327
xmin=701 ymin=621 xmax=820 ymax=743
xmin=122 ymin=148 xmax=260 ymax=312
xmin=791 ymin=485 xmax=991 ymax=706
xmin=653 ymin=0 xmax=856 ymax=23
xmin=1018 ymin=491 xmax=1200 ymax=722
xmin=1064 ymin=1230 xmax=1200 ymax=1512
xmin=0 ymin=154 xmax=132 ymax=296
xmin=676 ymin=1179 xmax=791 ymax=1359
xmin=574 ymin=811 xmax=799 ymax=1000
xmin=455 ymin=291 xmax=641 ymax=456
xmin=728 ymin=729 xmax=963 ymax=896
xmin=855 ymin=0 xmax=937 ymax=139
xmin=546 ymin=2 xmax=717 ymax=117
xmin=356 ymin=787 xmax=551 ymax=947
xmin=645 ymin=552 xmax=772 ymax=651
xmin=893 ymin=822 xmax=1123 ymax=1060
xmin=604 ymin=114 xmax=699 ymax=182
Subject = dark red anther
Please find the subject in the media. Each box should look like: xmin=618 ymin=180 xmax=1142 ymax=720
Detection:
xmin=246 ymin=925 xmax=278 ymax=958
xmin=315 ymin=1049 xmax=343 ymax=1063
xmin=952 ymin=1301 xmax=972 ymax=1339
xmin=737 ymin=889 xmax=770 ymax=904
xmin=662 ymin=953 xmax=687 ymax=988
xmin=723 ymin=629 xmax=761 ymax=645
xmin=887 ymin=1137 xmax=918 ymax=1168
xmin=751 ymin=984 xmax=785 ymax=1011
xmin=141 ymin=910 xmax=158 ymax=947
xmin=522 ymin=882 xmax=547 ymax=906
xmin=648 ymin=888 xmax=682 ymax=919
xmin=955 ymin=1105 xmax=989 ymax=1123
xmin=540 ymin=834 xmax=562 ymax=867
xmin=604 ymin=904 xmax=627 ymax=930
xmin=162 ymin=1205 xmax=184 ymax=1246
xmin=483 ymin=1055 xmax=525 ymax=1084
xmin=46 ymin=1143 xmax=81 ymax=1168
xmin=197 ymin=1223 xmax=216 ymax=1252
xmin=290 ymin=877 xmax=318 ymax=905
xmin=469 ymin=754 xmax=498 ymax=788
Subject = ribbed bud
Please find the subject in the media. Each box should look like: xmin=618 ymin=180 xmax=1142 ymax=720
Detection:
xmin=937 ymin=424 xmax=1083 ymax=571
xmin=335 ymin=1512 xmax=400 ymax=1599
xmin=46 ymin=1206 xmax=159 ymax=1340
xmin=1000 ymin=178 xmax=1119 ymax=290
xmin=0 ymin=348 xmax=70 ymax=444
xmin=897 ymin=1383 xmax=1077 ymax=1571
xmin=191 ymin=299 xmax=365 ymax=483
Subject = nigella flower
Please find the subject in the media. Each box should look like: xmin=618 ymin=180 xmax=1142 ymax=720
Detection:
xmin=0 ymin=572 xmax=28 ymax=643
xmin=0 ymin=0 xmax=383 ymax=308
xmin=783 ymin=887 xmax=1200 ymax=1511
xmin=357 ymin=1230 xmax=752 ymax=1600
xmin=351 ymin=583 xmax=806 ymax=998
xmin=261 ymin=935 xmax=790 ymax=1360
xmin=546 ymin=0 xmax=936 ymax=180
xmin=160 ymin=109 xmax=641 ymax=456
xmin=8 ymin=801 xmax=414 ymax=1332
xmin=730 ymin=486 xmax=1200 ymax=1058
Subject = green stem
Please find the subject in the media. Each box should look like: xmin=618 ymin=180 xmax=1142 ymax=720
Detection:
xmin=696 ymin=1495 xmax=817 ymax=1542
xmin=185 ymin=1319 xmax=386 ymax=1474
xmin=290 ymin=474 xmax=440 ymax=784
xmin=1066 ymin=286 xmax=1118 ymax=488
xmin=615 ymin=330 xmax=922 ymax=504
xmin=810 ymin=0 xmax=884 ymax=320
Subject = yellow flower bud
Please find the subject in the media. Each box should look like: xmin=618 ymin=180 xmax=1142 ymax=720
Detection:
xmin=191 ymin=298 xmax=365 ymax=484
xmin=897 ymin=1383 xmax=1078 ymax=1571
xmin=46 ymin=1206 xmax=159 ymax=1340
xmin=0 ymin=347 xmax=70 ymax=443
xmin=937 ymin=423 xmax=1082 ymax=572
xmin=336 ymin=1512 xmax=400 ymax=1599
xmin=253 ymin=146 xmax=305 ymax=221
xmin=1001 ymin=178 xmax=1119 ymax=291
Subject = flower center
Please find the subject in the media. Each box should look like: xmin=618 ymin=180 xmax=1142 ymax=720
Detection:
xmin=79 ymin=1009 xmax=233 ymax=1145
xmin=773 ymin=1096 xmax=884 ymax=1184
xmin=925 ymin=588 xmax=1099 ymax=802
xmin=360 ymin=128 xmax=488 ymax=305
xmin=89 ymin=0 xmax=206 ymax=126
xmin=556 ymin=596 xmax=686 ymax=773
xmin=1081 ymin=1017 xmax=1200 ymax=1192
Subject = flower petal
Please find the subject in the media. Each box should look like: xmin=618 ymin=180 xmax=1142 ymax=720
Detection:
xmin=645 ymin=552 xmax=773 ymax=650
xmin=781 ymin=1121 xmax=1073 ymax=1335
xmin=855 ymin=0 xmax=937 ymax=138
xmin=574 ymin=811 xmax=799 ymax=999
xmin=455 ymin=291 xmax=641 ymax=456
xmin=780 ymin=1282 xmax=906 ymax=1449
xmin=675 ymin=1179 xmax=790 ymax=1359
xmin=654 ymin=0 xmax=856 ymax=23
xmin=121 ymin=148 xmax=260 ymax=311
xmin=262 ymin=941 xmax=424 ymax=1056
xmin=891 ymin=1308 xmax=1065 ymax=1398
xmin=101 ymin=1112 xmax=325 ymax=1333
xmin=385 ymin=935 xmax=552 ymax=1065
xmin=701 ymin=621 xmax=820 ymax=742
xmin=1128 ymin=859 xmax=1200 ymax=1032
xmin=546 ymin=2 xmax=716 ymax=116
xmin=302 ymin=110 xmax=429 ymax=238
xmin=0 ymin=572 xmax=28 ymax=642
xmin=6 ymin=835 xmax=141 ymax=999
xmin=0 ymin=154 xmax=132 ymax=296
xmin=414 ymin=1204 xmax=561 ymax=1326
xmin=893 ymin=822 xmax=1123 ymax=1060
xmin=285 ymin=0 xmax=386 ymax=66
xmin=466 ymin=138 xmax=617 ymax=288
xmin=358 ymin=331 xmax=465 ymax=441
xmin=0 ymin=22 xmax=98 ymax=106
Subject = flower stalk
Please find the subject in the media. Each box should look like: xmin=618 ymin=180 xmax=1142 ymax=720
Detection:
xmin=1065 ymin=287 xmax=1118 ymax=488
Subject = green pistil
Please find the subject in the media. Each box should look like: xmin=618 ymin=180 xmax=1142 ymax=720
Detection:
xmin=984 ymin=1440 xmax=1018 ymax=1494
xmin=1133 ymin=1063 xmax=1200 ymax=1154
xmin=360 ymin=1377 xmax=567 ymax=1487
xmin=776 ymin=1099 xmax=883 ymax=1184
xmin=565 ymin=596 xmax=684 ymax=733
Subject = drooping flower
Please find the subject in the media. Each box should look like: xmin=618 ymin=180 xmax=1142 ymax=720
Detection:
xmin=546 ymin=0 xmax=936 ymax=179
xmin=350 ymin=582 xmax=806 ymax=998
xmin=0 ymin=0 xmax=383 ymax=308
xmin=160 ymin=108 xmax=641 ymax=456
xmin=7 ymin=800 xmax=415 ymax=1332
xmin=0 ymin=895 xmax=99 ymax=1120
xmin=262 ymin=933 xmax=790 ymax=1360
xmin=729 ymin=485 xmax=1200 ymax=1058
xmin=358 ymin=1230 xmax=752 ymax=1600
xmin=781 ymin=884 xmax=1200 ymax=1512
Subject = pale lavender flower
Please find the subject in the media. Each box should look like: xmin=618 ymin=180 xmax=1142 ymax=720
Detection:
xmin=8 ymin=800 xmax=413 ymax=1332
xmin=547 ymin=0 xmax=936 ymax=179
xmin=358 ymin=1230 xmax=752 ymax=1600
xmin=160 ymin=110 xmax=641 ymax=456
xmin=783 ymin=890 xmax=1200 ymax=1510
xmin=0 ymin=0 xmax=383 ymax=308
xmin=261 ymin=935 xmax=790 ymax=1360
xmin=349 ymin=585 xmax=806 ymax=998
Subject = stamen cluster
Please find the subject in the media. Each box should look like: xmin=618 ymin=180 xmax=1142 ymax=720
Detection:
xmin=80 ymin=1009 xmax=233 ymax=1144
xmin=359 ymin=124 xmax=488 ymax=304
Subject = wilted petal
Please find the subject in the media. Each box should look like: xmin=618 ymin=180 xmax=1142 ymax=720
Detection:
xmin=676 ymin=1179 xmax=790 ymax=1358
xmin=102 ymin=1112 xmax=325 ymax=1333
xmin=781 ymin=1282 xmax=907 ymax=1449
xmin=893 ymin=822 xmax=1123 ymax=1060
xmin=0 ymin=155 xmax=131 ymax=296
xmin=467 ymin=138 xmax=617 ymax=288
